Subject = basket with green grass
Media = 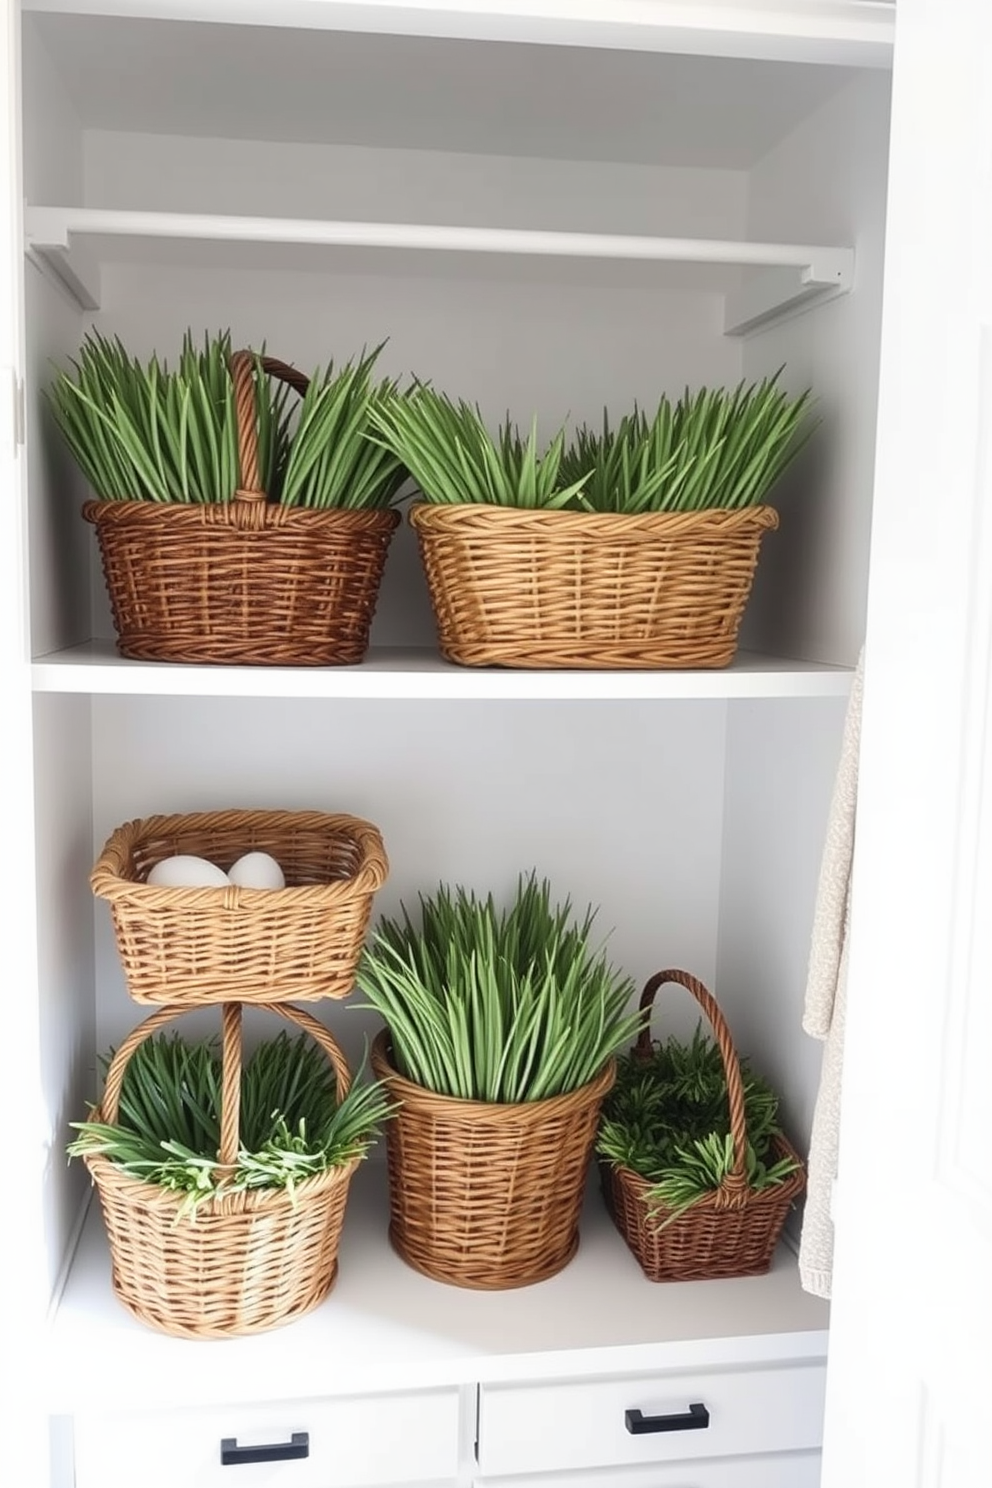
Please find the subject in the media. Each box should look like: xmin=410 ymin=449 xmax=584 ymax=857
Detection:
xmin=69 ymin=1000 xmax=391 ymax=1338
xmin=597 ymin=968 xmax=805 ymax=1281
xmin=369 ymin=375 xmax=812 ymax=669
xmin=359 ymin=873 xmax=643 ymax=1289
xmin=48 ymin=332 xmax=408 ymax=665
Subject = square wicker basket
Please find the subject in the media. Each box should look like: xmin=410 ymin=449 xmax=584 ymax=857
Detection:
xmin=91 ymin=808 xmax=388 ymax=1006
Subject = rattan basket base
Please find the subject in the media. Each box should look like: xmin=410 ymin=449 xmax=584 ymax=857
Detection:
xmin=88 ymin=1154 xmax=359 ymax=1338
xmin=372 ymin=1033 xmax=613 ymax=1290
xmin=86 ymin=499 xmax=399 ymax=666
xmin=410 ymin=502 xmax=779 ymax=670
xmin=600 ymin=1136 xmax=805 ymax=1283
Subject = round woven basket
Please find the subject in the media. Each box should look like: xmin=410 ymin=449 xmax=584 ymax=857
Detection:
xmin=600 ymin=969 xmax=806 ymax=1282
xmin=84 ymin=350 xmax=399 ymax=666
xmin=91 ymin=808 xmax=388 ymax=1007
xmin=371 ymin=1031 xmax=614 ymax=1289
xmin=84 ymin=1002 xmax=360 ymax=1339
xmin=409 ymin=502 xmax=778 ymax=669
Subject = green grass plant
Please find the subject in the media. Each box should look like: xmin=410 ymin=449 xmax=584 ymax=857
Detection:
xmin=68 ymin=1029 xmax=391 ymax=1217
xmin=559 ymin=373 xmax=814 ymax=514
xmin=356 ymin=873 xmax=644 ymax=1103
xmin=49 ymin=331 xmax=409 ymax=510
xmin=596 ymin=1024 xmax=800 ymax=1227
xmin=367 ymin=387 xmax=587 ymax=508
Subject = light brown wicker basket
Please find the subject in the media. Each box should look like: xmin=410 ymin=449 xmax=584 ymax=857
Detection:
xmin=370 ymin=1031 xmax=614 ymax=1289
xmin=600 ymin=969 xmax=806 ymax=1282
xmin=84 ymin=350 xmax=399 ymax=666
xmin=83 ymin=1001 xmax=360 ymax=1339
xmin=409 ymin=502 xmax=778 ymax=669
xmin=91 ymin=809 xmax=388 ymax=1007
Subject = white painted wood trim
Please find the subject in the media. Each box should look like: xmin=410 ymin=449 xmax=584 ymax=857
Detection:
xmin=20 ymin=1 xmax=897 ymax=68
xmin=31 ymin=643 xmax=855 ymax=700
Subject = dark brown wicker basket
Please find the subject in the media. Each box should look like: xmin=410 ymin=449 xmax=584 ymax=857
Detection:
xmin=85 ymin=350 xmax=399 ymax=665
xmin=84 ymin=1002 xmax=360 ymax=1338
xmin=91 ymin=808 xmax=388 ymax=1007
xmin=601 ymin=969 xmax=806 ymax=1281
xmin=409 ymin=502 xmax=778 ymax=669
xmin=371 ymin=1032 xmax=615 ymax=1290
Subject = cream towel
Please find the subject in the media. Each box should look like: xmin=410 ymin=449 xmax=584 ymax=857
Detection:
xmin=798 ymin=648 xmax=864 ymax=1300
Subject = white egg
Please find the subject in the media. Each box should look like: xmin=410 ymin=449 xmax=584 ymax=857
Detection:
xmin=227 ymin=851 xmax=286 ymax=891
xmin=146 ymin=854 xmax=230 ymax=888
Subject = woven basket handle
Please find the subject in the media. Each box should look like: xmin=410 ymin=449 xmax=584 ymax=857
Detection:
xmin=635 ymin=968 xmax=750 ymax=1207
xmin=99 ymin=1000 xmax=353 ymax=1171
xmin=229 ymin=350 xmax=310 ymax=503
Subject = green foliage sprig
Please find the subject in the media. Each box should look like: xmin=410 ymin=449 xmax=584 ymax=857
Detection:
xmin=49 ymin=331 xmax=409 ymax=510
xmin=68 ymin=1029 xmax=392 ymax=1217
xmin=596 ymin=1024 xmax=800 ymax=1227
xmin=356 ymin=873 xmax=643 ymax=1103
xmin=278 ymin=347 xmax=409 ymax=510
xmin=559 ymin=373 xmax=814 ymax=514
xmin=367 ymin=387 xmax=587 ymax=508
xmin=47 ymin=330 xmax=289 ymax=505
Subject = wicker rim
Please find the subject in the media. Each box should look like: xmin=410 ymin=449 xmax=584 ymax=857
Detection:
xmin=409 ymin=501 xmax=780 ymax=539
xmin=90 ymin=809 xmax=389 ymax=908
xmin=370 ymin=1029 xmax=616 ymax=1120
xmin=633 ymin=968 xmax=755 ymax=1209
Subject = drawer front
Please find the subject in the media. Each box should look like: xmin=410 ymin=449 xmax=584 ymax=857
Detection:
xmin=477 ymin=1362 xmax=826 ymax=1476
xmin=474 ymin=1447 xmax=822 ymax=1488
xmin=73 ymin=1387 xmax=461 ymax=1488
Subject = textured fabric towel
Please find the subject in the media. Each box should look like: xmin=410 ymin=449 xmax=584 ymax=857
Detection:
xmin=798 ymin=648 xmax=865 ymax=1300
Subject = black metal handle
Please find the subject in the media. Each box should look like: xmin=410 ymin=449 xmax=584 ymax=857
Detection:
xmin=625 ymin=1403 xmax=710 ymax=1435
xmin=220 ymin=1431 xmax=310 ymax=1465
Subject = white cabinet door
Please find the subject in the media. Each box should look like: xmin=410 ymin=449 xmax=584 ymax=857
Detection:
xmin=823 ymin=1 xmax=992 ymax=1484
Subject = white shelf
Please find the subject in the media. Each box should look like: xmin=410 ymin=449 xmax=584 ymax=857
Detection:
xmin=22 ymin=1 xmax=897 ymax=69
xmin=31 ymin=642 xmax=855 ymax=701
xmin=44 ymin=1166 xmax=830 ymax=1415
xmin=24 ymin=206 xmax=854 ymax=333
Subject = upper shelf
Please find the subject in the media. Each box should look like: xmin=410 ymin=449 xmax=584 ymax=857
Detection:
xmin=31 ymin=643 xmax=855 ymax=701
xmin=24 ymin=206 xmax=855 ymax=336
xmin=23 ymin=1 xmax=896 ymax=69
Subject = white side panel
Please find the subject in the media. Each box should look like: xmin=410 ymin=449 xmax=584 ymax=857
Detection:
xmin=740 ymin=68 xmax=891 ymax=666
xmin=716 ymin=697 xmax=845 ymax=1160
xmin=823 ymin=2 xmax=992 ymax=1484
xmin=21 ymin=11 xmax=82 ymax=204
xmin=89 ymin=696 xmax=728 ymax=1055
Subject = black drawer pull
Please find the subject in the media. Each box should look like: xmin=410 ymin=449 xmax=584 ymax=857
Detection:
xmin=625 ymin=1403 xmax=710 ymax=1435
xmin=220 ymin=1432 xmax=310 ymax=1465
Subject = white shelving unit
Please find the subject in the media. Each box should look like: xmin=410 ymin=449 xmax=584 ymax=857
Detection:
xmin=24 ymin=4 xmax=988 ymax=1487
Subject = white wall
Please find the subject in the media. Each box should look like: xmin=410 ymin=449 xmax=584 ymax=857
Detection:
xmin=740 ymin=68 xmax=892 ymax=667
xmin=89 ymin=696 xmax=729 ymax=1061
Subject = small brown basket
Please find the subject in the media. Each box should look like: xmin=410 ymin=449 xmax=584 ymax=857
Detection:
xmin=409 ymin=502 xmax=778 ymax=669
xmin=83 ymin=1001 xmax=359 ymax=1339
xmin=601 ymin=969 xmax=805 ymax=1282
xmin=84 ymin=350 xmax=399 ymax=666
xmin=91 ymin=809 xmax=388 ymax=1006
xmin=371 ymin=1032 xmax=614 ymax=1289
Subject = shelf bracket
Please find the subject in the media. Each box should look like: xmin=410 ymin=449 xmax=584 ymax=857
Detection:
xmin=25 ymin=210 xmax=102 ymax=311
xmin=723 ymin=249 xmax=854 ymax=336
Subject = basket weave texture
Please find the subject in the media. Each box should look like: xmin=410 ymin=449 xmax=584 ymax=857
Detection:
xmin=91 ymin=809 xmax=388 ymax=1007
xmin=601 ymin=969 xmax=806 ymax=1282
xmin=84 ymin=351 xmax=399 ymax=666
xmin=409 ymin=502 xmax=778 ymax=669
xmin=371 ymin=1032 xmax=614 ymax=1290
xmin=84 ymin=1002 xmax=359 ymax=1339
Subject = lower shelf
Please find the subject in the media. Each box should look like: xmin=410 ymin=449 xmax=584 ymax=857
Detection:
xmin=44 ymin=1164 xmax=829 ymax=1417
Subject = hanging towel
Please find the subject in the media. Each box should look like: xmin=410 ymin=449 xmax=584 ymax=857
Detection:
xmin=798 ymin=648 xmax=864 ymax=1300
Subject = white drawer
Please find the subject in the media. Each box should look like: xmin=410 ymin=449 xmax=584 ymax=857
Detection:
xmin=477 ymin=1362 xmax=826 ymax=1476
xmin=73 ymin=1386 xmax=461 ymax=1488
xmin=474 ymin=1447 xmax=822 ymax=1488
